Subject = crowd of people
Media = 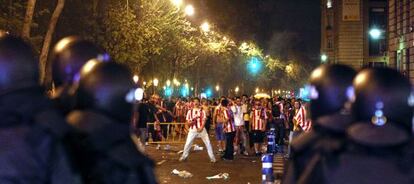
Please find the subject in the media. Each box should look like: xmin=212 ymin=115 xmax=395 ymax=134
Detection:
xmin=134 ymin=93 xmax=313 ymax=161
xmin=1 ymin=31 xmax=414 ymax=184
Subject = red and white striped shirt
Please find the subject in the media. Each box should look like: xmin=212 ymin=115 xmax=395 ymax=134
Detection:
xmin=251 ymin=108 xmax=267 ymax=131
xmin=294 ymin=106 xmax=312 ymax=132
xmin=223 ymin=108 xmax=236 ymax=133
xmin=186 ymin=108 xmax=206 ymax=130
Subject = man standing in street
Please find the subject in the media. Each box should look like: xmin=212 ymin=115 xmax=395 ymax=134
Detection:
xmin=222 ymin=99 xmax=236 ymax=160
xmin=250 ymin=99 xmax=268 ymax=156
xmin=232 ymin=97 xmax=248 ymax=155
xmin=179 ymin=98 xmax=216 ymax=163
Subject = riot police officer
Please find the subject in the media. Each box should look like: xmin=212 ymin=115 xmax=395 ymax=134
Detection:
xmin=50 ymin=36 xmax=106 ymax=114
xmin=284 ymin=64 xmax=356 ymax=184
xmin=0 ymin=34 xmax=75 ymax=183
xmin=325 ymin=67 xmax=413 ymax=184
xmin=66 ymin=61 xmax=157 ymax=184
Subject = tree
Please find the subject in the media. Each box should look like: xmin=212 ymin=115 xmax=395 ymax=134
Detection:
xmin=22 ymin=0 xmax=36 ymax=38
xmin=40 ymin=0 xmax=65 ymax=86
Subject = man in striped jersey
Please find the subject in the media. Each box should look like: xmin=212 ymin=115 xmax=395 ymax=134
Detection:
xmin=179 ymin=97 xmax=216 ymax=163
xmin=222 ymin=99 xmax=236 ymax=160
xmin=250 ymin=99 xmax=268 ymax=156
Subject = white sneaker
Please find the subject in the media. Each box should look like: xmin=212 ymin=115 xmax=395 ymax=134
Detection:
xmin=156 ymin=144 xmax=161 ymax=150
xmin=210 ymin=158 xmax=217 ymax=163
xmin=233 ymin=152 xmax=237 ymax=156
xmin=243 ymin=151 xmax=249 ymax=156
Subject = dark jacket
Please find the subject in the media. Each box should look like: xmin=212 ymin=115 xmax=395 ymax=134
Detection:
xmin=66 ymin=110 xmax=157 ymax=184
xmin=283 ymin=112 xmax=353 ymax=184
xmin=0 ymin=87 xmax=76 ymax=183
xmin=324 ymin=123 xmax=414 ymax=184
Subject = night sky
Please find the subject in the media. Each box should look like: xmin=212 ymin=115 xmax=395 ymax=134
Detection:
xmin=188 ymin=0 xmax=321 ymax=58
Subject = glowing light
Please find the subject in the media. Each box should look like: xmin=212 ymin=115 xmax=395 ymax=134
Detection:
xmin=201 ymin=22 xmax=210 ymax=32
xmin=369 ymin=28 xmax=382 ymax=39
xmin=255 ymin=88 xmax=259 ymax=93
xmin=235 ymin=86 xmax=239 ymax=93
xmin=205 ymin=88 xmax=213 ymax=98
xmin=321 ymin=54 xmax=328 ymax=62
xmin=153 ymin=78 xmax=159 ymax=87
xmin=164 ymin=86 xmax=173 ymax=97
xmin=247 ymin=57 xmax=262 ymax=75
xmin=184 ymin=5 xmax=194 ymax=16
xmin=180 ymin=84 xmax=190 ymax=97
xmin=143 ymin=81 xmax=147 ymax=86
xmin=171 ymin=0 xmax=183 ymax=7
xmin=166 ymin=80 xmax=171 ymax=86
xmin=134 ymin=88 xmax=144 ymax=101
xmin=133 ymin=75 xmax=139 ymax=83
xmin=215 ymin=85 xmax=220 ymax=91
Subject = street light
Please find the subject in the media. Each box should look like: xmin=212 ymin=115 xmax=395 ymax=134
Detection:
xmin=215 ymin=85 xmax=220 ymax=91
xmin=369 ymin=28 xmax=382 ymax=39
xmin=171 ymin=0 xmax=183 ymax=7
xmin=184 ymin=5 xmax=194 ymax=16
xmin=166 ymin=79 xmax=171 ymax=86
xmin=235 ymin=86 xmax=239 ymax=93
xmin=153 ymin=78 xmax=159 ymax=87
xmin=321 ymin=54 xmax=328 ymax=62
xmin=201 ymin=22 xmax=210 ymax=32
xmin=255 ymin=88 xmax=259 ymax=93
xmin=133 ymin=75 xmax=139 ymax=83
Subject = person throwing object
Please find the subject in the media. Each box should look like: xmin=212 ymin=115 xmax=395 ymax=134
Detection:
xmin=179 ymin=97 xmax=216 ymax=163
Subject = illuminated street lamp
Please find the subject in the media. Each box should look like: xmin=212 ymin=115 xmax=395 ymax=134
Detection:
xmin=321 ymin=54 xmax=328 ymax=62
xmin=215 ymin=85 xmax=220 ymax=91
xmin=166 ymin=79 xmax=171 ymax=86
xmin=201 ymin=22 xmax=210 ymax=32
xmin=184 ymin=5 xmax=194 ymax=16
xmin=255 ymin=88 xmax=259 ymax=93
xmin=133 ymin=75 xmax=139 ymax=83
xmin=247 ymin=57 xmax=262 ymax=75
xmin=171 ymin=0 xmax=183 ymax=7
xmin=235 ymin=86 xmax=240 ymax=93
xmin=369 ymin=28 xmax=382 ymax=40
xmin=153 ymin=78 xmax=159 ymax=87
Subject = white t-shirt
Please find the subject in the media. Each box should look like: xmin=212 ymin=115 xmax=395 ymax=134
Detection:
xmin=231 ymin=105 xmax=244 ymax=126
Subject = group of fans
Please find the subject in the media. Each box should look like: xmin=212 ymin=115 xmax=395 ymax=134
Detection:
xmin=134 ymin=93 xmax=313 ymax=162
xmin=1 ymin=31 xmax=414 ymax=184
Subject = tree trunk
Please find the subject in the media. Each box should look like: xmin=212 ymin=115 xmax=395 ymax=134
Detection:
xmin=22 ymin=0 xmax=36 ymax=38
xmin=39 ymin=0 xmax=65 ymax=87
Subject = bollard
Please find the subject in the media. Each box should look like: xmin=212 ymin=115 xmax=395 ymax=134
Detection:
xmin=267 ymin=128 xmax=276 ymax=154
xmin=261 ymin=154 xmax=274 ymax=184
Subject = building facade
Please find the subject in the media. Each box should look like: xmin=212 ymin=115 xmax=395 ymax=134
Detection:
xmin=388 ymin=0 xmax=413 ymax=81
xmin=321 ymin=0 xmax=388 ymax=69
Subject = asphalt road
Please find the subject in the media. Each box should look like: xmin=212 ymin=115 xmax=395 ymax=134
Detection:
xmin=146 ymin=139 xmax=264 ymax=184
